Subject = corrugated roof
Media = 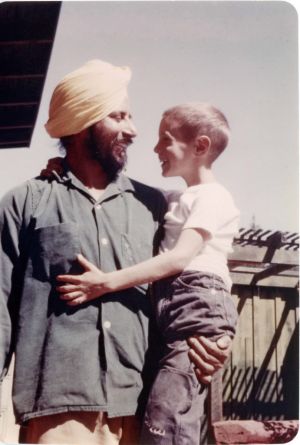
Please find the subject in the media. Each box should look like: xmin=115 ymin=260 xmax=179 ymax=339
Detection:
xmin=0 ymin=1 xmax=61 ymax=149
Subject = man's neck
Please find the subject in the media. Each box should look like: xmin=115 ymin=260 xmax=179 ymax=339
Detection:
xmin=66 ymin=152 xmax=110 ymax=201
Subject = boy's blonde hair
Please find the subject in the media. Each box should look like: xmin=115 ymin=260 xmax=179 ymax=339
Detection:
xmin=162 ymin=103 xmax=230 ymax=162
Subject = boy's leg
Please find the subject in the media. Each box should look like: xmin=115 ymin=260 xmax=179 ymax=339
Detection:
xmin=143 ymin=271 xmax=238 ymax=445
xmin=140 ymin=340 xmax=207 ymax=445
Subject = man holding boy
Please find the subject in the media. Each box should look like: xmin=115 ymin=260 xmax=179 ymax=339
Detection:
xmin=56 ymin=102 xmax=240 ymax=444
xmin=0 ymin=59 xmax=232 ymax=444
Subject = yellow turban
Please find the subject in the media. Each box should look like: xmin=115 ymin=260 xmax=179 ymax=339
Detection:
xmin=45 ymin=59 xmax=131 ymax=138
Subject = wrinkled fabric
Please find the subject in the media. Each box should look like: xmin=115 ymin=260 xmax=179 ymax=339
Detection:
xmin=0 ymin=168 xmax=166 ymax=423
xmin=140 ymin=341 xmax=206 ymax=445
xmin=140 ymin=271 xmax=238 ymax=444
xmin=45 ymin=60 xmax=131 ymax=137
xmin=152 ymin=271 xmax=238 ymax=342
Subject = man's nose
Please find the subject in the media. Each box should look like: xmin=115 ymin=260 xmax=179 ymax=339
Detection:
xmin=123 ymin=119 xmax=137 ymax=138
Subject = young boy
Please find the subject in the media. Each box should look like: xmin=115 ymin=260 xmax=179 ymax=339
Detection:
xmin=57 ymin=103 xmax=240 ymax=444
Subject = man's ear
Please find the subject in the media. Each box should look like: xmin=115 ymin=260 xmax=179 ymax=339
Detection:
xmin=194 ymin=135 xmax=211 ymax=156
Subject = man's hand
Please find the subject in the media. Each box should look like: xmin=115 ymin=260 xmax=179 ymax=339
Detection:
xmin=40 ymin=157 xmax=64 ymax=178
xmin=187 ymin=335 xmax=233 ymax=384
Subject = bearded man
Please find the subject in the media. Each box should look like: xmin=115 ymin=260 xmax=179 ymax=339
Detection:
xmin=0 ymin=60 xmax=232 ymax=445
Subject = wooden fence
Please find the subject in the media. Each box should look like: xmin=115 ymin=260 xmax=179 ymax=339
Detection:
xmin=224 ymin=285 xmax=298 ymax=421
xmin=209 ymin=228 xmax=299 ymax=444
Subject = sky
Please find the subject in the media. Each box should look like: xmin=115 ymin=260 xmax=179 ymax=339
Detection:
xmin=0 ymin=0 xmax=298 ymax=233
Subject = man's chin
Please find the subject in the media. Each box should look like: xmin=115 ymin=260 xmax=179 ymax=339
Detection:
xmin=114 ymin=154 xmax=127 ymax=171
xmin=117 ymin=159 xmax=127 ymax=170
xmin=105 ymin=162 xmax=126 ymax=181
xmin=89 ymin=149 xmax=126 ymax=179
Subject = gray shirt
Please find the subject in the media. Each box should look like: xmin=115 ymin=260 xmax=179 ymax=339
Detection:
xmin=0 ymin=168 xmax=166 ymax=423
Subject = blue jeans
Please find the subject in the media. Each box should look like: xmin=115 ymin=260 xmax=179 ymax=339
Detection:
xmin=140 ymin=271 xmax=238 ymax=444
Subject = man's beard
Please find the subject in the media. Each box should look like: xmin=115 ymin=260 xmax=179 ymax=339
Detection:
xmin=87 ymin=126 xmax=128 ymax=181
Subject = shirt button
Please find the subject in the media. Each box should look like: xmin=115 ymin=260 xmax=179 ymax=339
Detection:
xmin=101 ymin=238 xmax=108 ymax=245
xmin=103 ymin=320 xmax=111 ymax=329
xmin=96 ymin=204 xmax=102 ymax=210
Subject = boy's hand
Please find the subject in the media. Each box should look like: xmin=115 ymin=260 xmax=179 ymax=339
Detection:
xmin=57 ymin=254 xmax=109 ymax=306
xmin=187 ymin=335 xmax=232 ymax=384
xmin=40 ymin=157 xmax=64 ymax=178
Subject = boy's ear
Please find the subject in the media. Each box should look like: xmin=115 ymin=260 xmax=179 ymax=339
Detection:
xmin=194 ymin=135 xmax=211 ymax=156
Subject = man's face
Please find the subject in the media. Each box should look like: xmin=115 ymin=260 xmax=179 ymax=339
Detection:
xmin=87 ymin=96 xmax=137 ymax=180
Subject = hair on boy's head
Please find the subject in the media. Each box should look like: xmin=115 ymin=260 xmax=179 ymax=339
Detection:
xmin=162 ymin=103 xmax=230 ymax=162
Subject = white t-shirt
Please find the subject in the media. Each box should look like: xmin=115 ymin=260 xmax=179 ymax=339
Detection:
xmin=160 ymin=183 xmax=240 ymax=290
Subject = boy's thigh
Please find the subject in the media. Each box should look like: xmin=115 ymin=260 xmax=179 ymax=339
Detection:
xmin=159 ymin=272 xmax=238 ymax=339
xmin=142 ymin=364 xmax=206 ymax=445
xmin=25 ymin=411 xmax=140 ymax=445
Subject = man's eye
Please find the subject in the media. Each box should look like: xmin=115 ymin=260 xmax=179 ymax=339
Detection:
xmin=110 ymin=113 xmax=122 ymax=121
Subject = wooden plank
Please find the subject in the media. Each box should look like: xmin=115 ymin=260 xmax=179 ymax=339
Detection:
xmin=275 ymin=289 xmax=299 ymax=419
xmin=209 ymin=369 xmax=223 ymax=424
xmin=252 ymin=288 xmax=277 ymax=420
xmin=251 ymin=264 xmax=295 ymax=285
xmin=229 ymin=246 xmax=268 ymax=263
xmin=230 ymin=272 xmax=298 ymax=288
xmin=225 ymin=288 xmax=254 ymax=419
xmin=274 ymin=293 xmax=287 ymax=419
xmin=223 ymin=286 xmax=299 ymax=421
xmin=222 ymin=292 xmax=239 ymax=417
xmin=254 ymin=276 xmax=298 ymax=288
xmin=272 ymin=249 xmax=300 ymax=265
xmin=230 ymin=273 xmax=254 ymax=286
xmin=229 ymin=245 xmax=298 ymax=266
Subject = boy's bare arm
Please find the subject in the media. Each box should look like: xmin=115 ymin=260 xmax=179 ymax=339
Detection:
xmin=57 ymin=227 xmax=205 ymax=305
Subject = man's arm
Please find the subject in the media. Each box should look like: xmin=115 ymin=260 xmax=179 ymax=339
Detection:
xmin=0 ymin=184 xmax=30 ymax=380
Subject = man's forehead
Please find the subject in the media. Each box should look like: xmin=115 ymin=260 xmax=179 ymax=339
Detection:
xmin=109 ymin=95 xmax=131 ymax=114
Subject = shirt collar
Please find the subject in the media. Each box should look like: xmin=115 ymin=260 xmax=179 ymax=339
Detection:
xmin=56 ymin=158 xmax=135 ymax=201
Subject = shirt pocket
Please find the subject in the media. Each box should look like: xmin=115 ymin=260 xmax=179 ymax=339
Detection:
xmin=29 ymin=222 xmax=81 ymax=283
xmin=121 ymin=232 xmax=154 ymax=264
xmin=121 ymin=233 xmax=151 ymax=292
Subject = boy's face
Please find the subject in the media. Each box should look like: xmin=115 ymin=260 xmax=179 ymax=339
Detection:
xmin=154 ymin=117 xmax=194 ymax=179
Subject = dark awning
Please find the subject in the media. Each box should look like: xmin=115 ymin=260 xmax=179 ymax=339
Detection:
xmin=0 ymin=1 xmax=61 ymax=149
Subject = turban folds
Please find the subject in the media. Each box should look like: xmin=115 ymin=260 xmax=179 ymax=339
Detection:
xmin=45 ymin=60 xmax=131 ymax=138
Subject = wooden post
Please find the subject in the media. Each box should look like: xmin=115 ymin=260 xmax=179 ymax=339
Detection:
xmin=209 ymin=368 xmax=223 ymax=425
